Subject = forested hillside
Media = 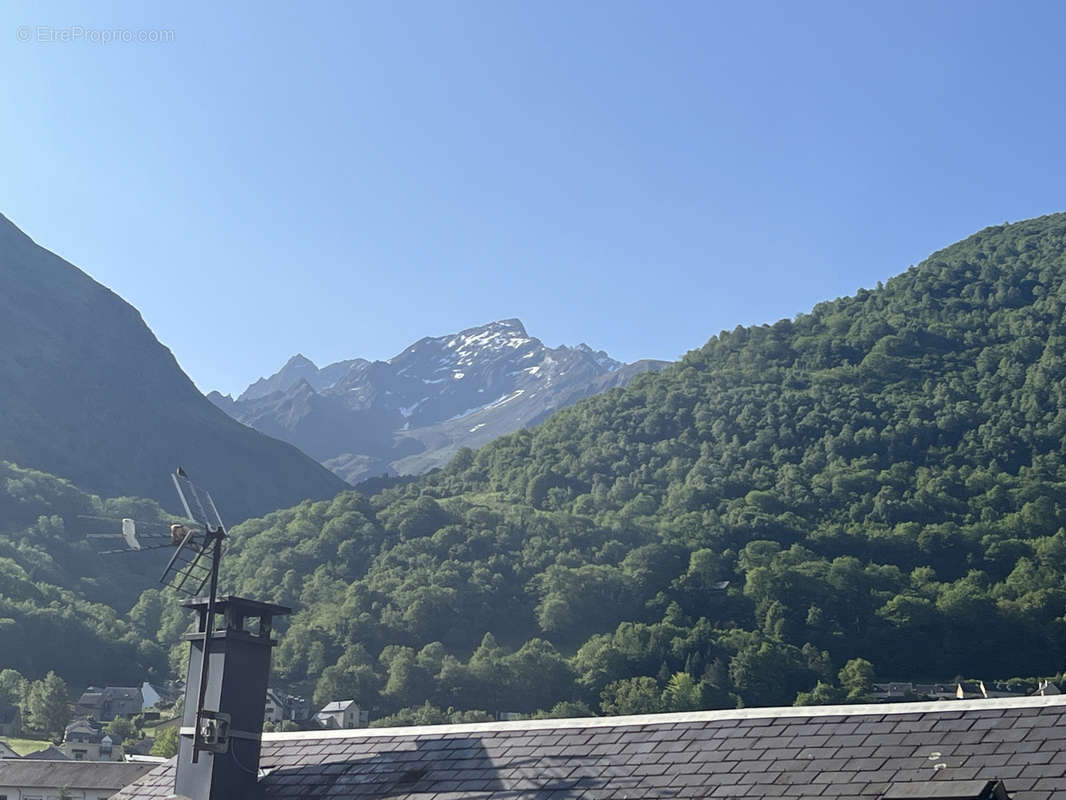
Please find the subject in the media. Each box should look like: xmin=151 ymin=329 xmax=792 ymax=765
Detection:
xmin=207 ymin=213 xmax=1066 ymax=719
xmin=0 ymin=461 xmax=174 ymax=686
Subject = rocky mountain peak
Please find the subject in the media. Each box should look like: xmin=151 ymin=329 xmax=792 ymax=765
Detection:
xmin=574 ymin=342 xmax=622 ymax=371
xmin=214 ymin=319 xmax=669 ymax=484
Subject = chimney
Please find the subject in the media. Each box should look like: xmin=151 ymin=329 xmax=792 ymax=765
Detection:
xmin=174 ymin=595 xmax=290 ymax=800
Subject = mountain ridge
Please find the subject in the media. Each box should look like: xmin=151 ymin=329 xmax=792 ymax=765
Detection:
xmin=0 ymin=212 xmax=346 ymax=521
xmin=211 ymin=318 xmax=669 ymax=483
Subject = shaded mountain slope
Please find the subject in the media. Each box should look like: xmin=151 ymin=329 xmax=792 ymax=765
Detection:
xmin=0 ymin=214 xmax=345 ymax=521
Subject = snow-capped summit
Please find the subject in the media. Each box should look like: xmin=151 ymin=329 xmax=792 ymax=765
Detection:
xmin=213 ymin=319 xmax=669 ymax=484
xmin=389 ymin=319 xmax=538 ymax=377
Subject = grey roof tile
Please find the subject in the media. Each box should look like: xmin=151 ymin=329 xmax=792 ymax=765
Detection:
xmin=113 ymin=696 xmax=1066 ymax=800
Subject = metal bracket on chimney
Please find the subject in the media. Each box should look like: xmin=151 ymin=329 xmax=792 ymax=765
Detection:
xmin=195 ymin=710 xmax=231 ymax=754
xmin=181 ymin=723 xmax=261 ymax=742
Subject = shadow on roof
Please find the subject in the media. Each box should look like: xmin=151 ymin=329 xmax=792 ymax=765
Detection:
xmin=256 ymin=733 xmax=681 ymax=799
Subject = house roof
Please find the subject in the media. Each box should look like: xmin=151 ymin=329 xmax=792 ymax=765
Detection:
xmin=21 ymin=744 xmax=70 ymax=760
xmin=67 ymin=717 xmax=103 ymax=731
xmin=0 ymin=759 xmax=155 ymax=789
xmin=318 ymin=700 xmax=357 ymax=713
xmin=105 ymin=686 xmax=144 ymax=697
xmin=76 ymin=690 xmax=105 ymax=706
xmin=65 ymin=717 xmax=104 ymax=743
xmin=112 ymin=694 xmax=1066 ymax=799
xmin=78 ymin=686 xmax=143 ymax=703
xmin=268 ymin=688 xmax=307 ymax=705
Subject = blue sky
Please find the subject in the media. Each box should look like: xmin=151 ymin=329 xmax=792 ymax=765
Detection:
xmin=4 ymin=1 xmax=1066 ymax=395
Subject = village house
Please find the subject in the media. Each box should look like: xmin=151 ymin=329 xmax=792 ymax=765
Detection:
xmin=61 ymin=718 xmax=123 ymax=762
xmin=871 ymin=679 xmax=1057 ymax=704
xmin=313 ymin=699 xmax=369 ymax=729
xmin=74 ymin=686 xmax=144 ymax=722
xmin=0 ymin=760 xmax=154 ymax=800
xmin=20 ymin=744 xmax=69 ymax=760
xmin=264 ymin=688 xmax=310 ymax=725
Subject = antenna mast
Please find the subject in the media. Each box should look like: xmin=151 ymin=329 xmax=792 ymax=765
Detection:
xmin=171 ymin=468 xmax=227 ymax=763
xmin=88 ymin=468 xmax=239 ymax=760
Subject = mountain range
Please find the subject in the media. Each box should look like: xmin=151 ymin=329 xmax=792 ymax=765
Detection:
xmin=0 ymin=213 xmax=346 ymax=521
xmin=209 ymin=320 xmax=668 ymax=483
xmin=8 ymin=208 xmax=1066 ymax=717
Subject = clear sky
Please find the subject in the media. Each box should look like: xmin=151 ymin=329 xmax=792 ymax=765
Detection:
xmin=4 ymin=1 xmax=1066 ymax=395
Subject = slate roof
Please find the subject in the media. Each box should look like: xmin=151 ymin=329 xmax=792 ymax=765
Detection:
xmin=66 ymin=715 xmax=105 ymax=742
xmin=77 ymin=686 xmax=144 ymax=708
xmin=21 ymin=744 xmax=70 ymax=760
xmin=111 ymin=695 xmax=1066 ymax=800
xmin=320 ymin=700 xmax=358 ymax=712
xmin=0 ymin=759 xmax=155 ymax=789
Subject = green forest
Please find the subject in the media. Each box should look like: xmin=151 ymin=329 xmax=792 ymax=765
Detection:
xmin=7 ymin=214 xmax=1066 ymax=723
xmin=0 ymin=461 xmax=174 ymax=686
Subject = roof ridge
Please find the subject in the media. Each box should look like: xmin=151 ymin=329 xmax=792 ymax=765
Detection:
xmin=262 ymin=693 xmax=1066 ymax=742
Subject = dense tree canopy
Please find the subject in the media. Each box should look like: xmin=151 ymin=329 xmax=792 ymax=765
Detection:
xmin=206 ymin=214 xmax=1066 ymax=719
xmin=0 ymin=461 xmax=172 ymax=686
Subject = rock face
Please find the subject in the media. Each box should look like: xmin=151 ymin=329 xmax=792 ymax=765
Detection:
xmin=0 ymin=213 xmax=346 ymax=521
xmin=211 ymin=319 xmax=669 ymax=483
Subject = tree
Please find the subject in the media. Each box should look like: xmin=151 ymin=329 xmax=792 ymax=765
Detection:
xmin=370 ymin=701 xmax=450 ymax=728
xmin=151 ymin=725 xmax=179 ymax=757
xmin=532 ymin=700 xmax=596 ymax=719
xmin=468 ymin=633 xmax=510 ymax=712
xmin=729 ymin=642 xmax=817 ymax=708
xmin=105 ymin=716 xmax=137 ymax=742
xmin=838 ymin=658 xmax=875 ymax=701
xmin=506 ymin=639 xmax=574 ymax=713
xmin=25 ymin=671 xmax=70 ymax=740
xmin=0 ymin=668 xmax=23 ymax=706
xmin=795 ymin=681 xmax=845 ymax=706
xmin=661 ymin=672 xmax=702 ymax=712
xmin=600 ymin=677 xmax=662 ymax=716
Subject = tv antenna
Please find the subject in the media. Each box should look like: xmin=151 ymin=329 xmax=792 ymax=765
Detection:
xmin=89 ymin=467 xmax=229 ymax=762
